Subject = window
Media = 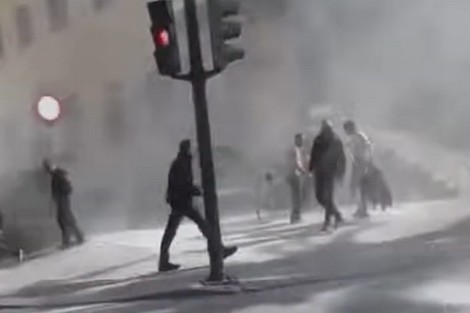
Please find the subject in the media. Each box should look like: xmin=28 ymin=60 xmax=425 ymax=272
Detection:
xmin=0 ymin=24 xmax=4 ymax=58
xmin=46 ymin=0 xmax=68 ymax=31
xmin=104 ymin=82 xmax=126 ymax=145
xmin=16 ymin=5 xmax=33 ymax=48
xmin=93 ymin=0 xmax=113 ymax=12
xmin=60 ymin=94 xmax=83 ymax=162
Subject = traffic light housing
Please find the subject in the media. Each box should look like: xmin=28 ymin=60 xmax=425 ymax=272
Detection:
xmin=147 ymin=0 xmax=181 ymax=76
xmin=207 ymin=0 xmax=245 ymax=72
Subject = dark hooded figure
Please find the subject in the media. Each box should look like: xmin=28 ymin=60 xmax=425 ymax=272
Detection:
xmin=43 ymin=160 xmax=84 ymax=248
xmin=309 ymin=121 xmax=346 ymax=231
xmin=158 ymin=139 xmax=237 ymax=272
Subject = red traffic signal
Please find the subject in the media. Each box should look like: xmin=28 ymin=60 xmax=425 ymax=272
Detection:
xmin=154 ymin=28 xmax=170 ymax=48
xmin=147 ymin=0 xmax=181 ymax=77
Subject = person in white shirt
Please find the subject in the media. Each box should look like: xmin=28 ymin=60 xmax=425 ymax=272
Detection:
xmin=343 ymin=120 xmax=372 ymax=218
xmin=287 ymin=133 xmax=309 ymax=224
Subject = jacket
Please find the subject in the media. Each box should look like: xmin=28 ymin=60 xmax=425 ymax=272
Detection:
xmin=50 ymin=168 xmax=72 ymax=198
xmin=309 ymin=130 xmax=346 ymax=180
xmin=166 ymin=152 xmax=202 ymax=204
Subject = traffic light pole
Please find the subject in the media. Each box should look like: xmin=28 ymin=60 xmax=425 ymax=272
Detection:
xmin=184 ymin=0 xmax=224 ymax=282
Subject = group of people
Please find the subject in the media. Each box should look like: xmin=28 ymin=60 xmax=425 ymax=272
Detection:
xmin=157 ymin=120 xmax=380 ymax=273
xmin=0 ymin=120 xmax=383 ymax=270
xmin=284 ymin=119 xmax=378 ymax=231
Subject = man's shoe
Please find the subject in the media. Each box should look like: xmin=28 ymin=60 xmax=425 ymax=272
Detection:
xmin=223 ymin=246 xmax=238 ymax=259
xmin=334 ymin=219 xmax=343 ymax=229
xmin=353 ymin=210 xmax=369 ymax=219
xmin=290 ymin=218 xmax=301 ymax=225
xmin=60 ymin=243 xmax=71 ymax=250
xmin=159 ymin=262 xmax=181 ymax=273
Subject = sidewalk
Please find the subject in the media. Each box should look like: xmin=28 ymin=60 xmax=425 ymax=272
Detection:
xmin=2 ymin=199 xmax=470 ymax=312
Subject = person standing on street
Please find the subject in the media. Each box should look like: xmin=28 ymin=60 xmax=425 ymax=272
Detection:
xmin=43 ymin=160 xmax=84 ymax=249
xmin=343 ymin=120 xmax=373 ymax=218
xmin=287 ymin=133 xmax=309 ymax=224
xmin=309 ymin=121 xmax=346 ymax=232
xmin=159 ymin=139 xmax=237 ymax=272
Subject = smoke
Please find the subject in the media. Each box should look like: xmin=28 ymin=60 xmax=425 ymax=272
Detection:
xmin=5 ymin=0 xmax=470 ymax=248
xmin=286 ymin=0 xmax=470 ymax=147
xmin=83 ymin=0 xmax=470 ymax=230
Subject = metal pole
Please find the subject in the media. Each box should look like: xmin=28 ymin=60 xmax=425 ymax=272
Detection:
xmin=184 ymin=0 xmax=224 ymax=281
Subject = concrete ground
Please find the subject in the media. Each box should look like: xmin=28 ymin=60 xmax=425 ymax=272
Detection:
xmin=1 ymin=198 xmax=470 ymax=312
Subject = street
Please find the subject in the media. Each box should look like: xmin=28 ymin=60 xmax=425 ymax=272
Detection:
xmin=1 ymin=199 xmax=470 ymax=312
xmin=2 ymin=0 xmax=470 ymax=312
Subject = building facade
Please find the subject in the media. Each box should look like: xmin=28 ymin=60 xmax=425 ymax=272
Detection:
xmin=0 ymin=0 xmax=154 ymax=171
xmin=0 ymin=0 xmax=163 ymax=248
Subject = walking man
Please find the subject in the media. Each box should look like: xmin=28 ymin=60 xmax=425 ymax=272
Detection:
xmin=343 ymin=120 xmax=373 ymax=218
xmin=287 ymin=133 xmax=309 ymax=224
xmin=43 ymin=160 xmax=84 ymax=248
xmin=309 ymin=121 xmax=346 ymax=232
xmin=159 ymin=139 xmax=237 ymax=272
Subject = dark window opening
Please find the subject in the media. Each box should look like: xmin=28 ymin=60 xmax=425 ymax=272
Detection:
xmin=104 ymin=82 xmax=126 ymax=145
xmin=93 ymin=0 xmax=113 ymax=12
xmin=0 ymin=25 xmax=4 ymax=58
xmin=47 ymin=0 xmax=68 ymax=31
xmin=16 ymin=5 xmax=33 ymax=48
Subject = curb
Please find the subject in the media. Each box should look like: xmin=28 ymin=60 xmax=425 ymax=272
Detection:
xmin=0 ymin=282 xmax=243 ymax=310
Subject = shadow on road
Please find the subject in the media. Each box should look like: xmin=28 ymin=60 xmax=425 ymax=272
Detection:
xmin=2 ymin=209 xmax=470 ymax=312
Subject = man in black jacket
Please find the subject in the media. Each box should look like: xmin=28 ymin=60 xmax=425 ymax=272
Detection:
xmin=159 ymin=140 xmax=237 ymax=272
xmin=43 ymin=160 xmax=84 ymax=248
xmin=309 ymin=121 xmax=346 ymax=231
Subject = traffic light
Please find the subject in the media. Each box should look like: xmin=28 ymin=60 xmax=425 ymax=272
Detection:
xmin=207 ymin=0 xmax=245 ymax=72
xmin=147 ymin=0 xmax=181 ymax=76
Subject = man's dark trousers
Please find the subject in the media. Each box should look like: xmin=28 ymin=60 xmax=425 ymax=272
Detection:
xmin=289 ymin=175 xmax=303 ymax=224
xmin=315 ymin=172 xmax=342 ymax=229
xmin=54 ymin=196 xmax=84 ymax=246
xmin=159 ymin=199 xmax=209 ymax=265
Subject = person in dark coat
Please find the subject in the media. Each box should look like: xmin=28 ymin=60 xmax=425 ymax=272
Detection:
xmin=309 ymin=121 xmax=346 ymax=231
xmin=158 ymin=139 xmax=237 ymax=272
xmin=43 ymin=160 xmax=84 ymax=248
